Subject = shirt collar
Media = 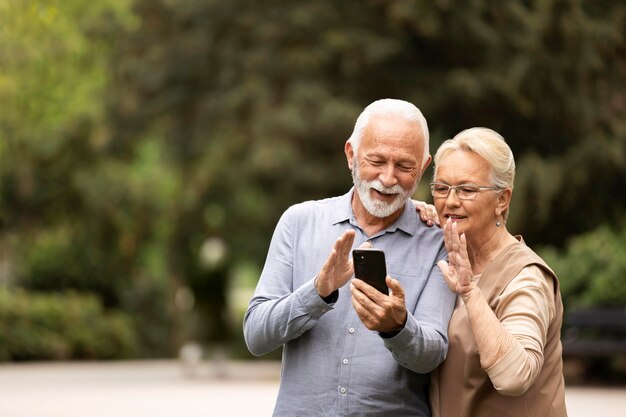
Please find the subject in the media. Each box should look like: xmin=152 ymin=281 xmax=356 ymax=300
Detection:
xmin=330 ymin=189 xmax=355 ymax=225
xmin=332 ymin=188 xmax=418 ymax=236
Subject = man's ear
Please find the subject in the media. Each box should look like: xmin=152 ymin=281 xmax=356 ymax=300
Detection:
xmin=420 ymin=155 xmax=432 ymax=177
xmin=345 ymin=140 xmax=355 ymax=170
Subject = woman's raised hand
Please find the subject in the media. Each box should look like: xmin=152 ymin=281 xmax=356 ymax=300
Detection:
xmin=437 ymin=218 xmax=476 ymax=296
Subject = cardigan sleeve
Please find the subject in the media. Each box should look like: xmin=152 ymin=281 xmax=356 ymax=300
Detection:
xmin=484 ymin=265 xmax=556 ymax=396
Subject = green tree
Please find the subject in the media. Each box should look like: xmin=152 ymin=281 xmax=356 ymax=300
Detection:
xmin=0 ymin=0 xmax=177 ymax=356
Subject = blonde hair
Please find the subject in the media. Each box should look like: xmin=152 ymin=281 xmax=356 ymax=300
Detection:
xmin=434 ymin=127 xmax=516 ymax=219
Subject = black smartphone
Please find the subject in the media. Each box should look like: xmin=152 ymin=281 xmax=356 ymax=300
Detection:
xmin=352 ymin=248 xmax=389 ymax=294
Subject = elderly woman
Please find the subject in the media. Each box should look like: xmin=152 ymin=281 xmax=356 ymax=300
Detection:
xmin=428 ymin=128 xmax=567 ymax=417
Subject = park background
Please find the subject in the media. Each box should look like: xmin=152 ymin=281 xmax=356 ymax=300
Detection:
xmin=1 ymin=0 xmax=625 ymax=382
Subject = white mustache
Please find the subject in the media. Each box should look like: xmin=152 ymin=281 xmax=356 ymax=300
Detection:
xmin=369 ymin=180 xmax=404 ymax=195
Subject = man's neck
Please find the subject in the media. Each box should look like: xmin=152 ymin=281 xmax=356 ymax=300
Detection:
xmin=351 ymin=193 xmax=404 ymax=237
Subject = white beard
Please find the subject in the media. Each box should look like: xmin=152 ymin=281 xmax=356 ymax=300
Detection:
xmin=352 ymin=159 xmax=417 ymax=218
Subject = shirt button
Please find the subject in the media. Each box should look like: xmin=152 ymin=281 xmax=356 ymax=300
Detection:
xmin=348 ymin=328 xmax=355 ymax=334
xmin=340 ymin=387 xmax=347 ymax=394
xmin=342 ymin=359 xmax=349 ymax=365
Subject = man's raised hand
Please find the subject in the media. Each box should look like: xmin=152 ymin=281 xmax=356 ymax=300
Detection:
xmin=315 ymin=230 xmax=361 ymax=297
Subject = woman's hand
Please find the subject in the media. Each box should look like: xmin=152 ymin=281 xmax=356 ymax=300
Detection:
xmin=437 ymin=218 xmax=477 ymax=298
xmin=413 ymin=200 xmax=440 ymax=227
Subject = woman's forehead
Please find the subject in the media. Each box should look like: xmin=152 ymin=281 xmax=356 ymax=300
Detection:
xmin=436 ymin=150 xmax=492 ymax=182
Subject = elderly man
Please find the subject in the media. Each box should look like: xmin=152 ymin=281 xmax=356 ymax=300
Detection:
xmin=244 ymin=99 xmax=456 ymax=417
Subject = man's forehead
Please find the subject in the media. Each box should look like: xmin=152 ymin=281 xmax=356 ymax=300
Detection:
xmin=361 ymin=118 xmax=424 ymax=151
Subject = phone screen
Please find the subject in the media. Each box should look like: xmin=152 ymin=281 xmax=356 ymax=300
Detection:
xmin=352 ymin=248 xmax=388 ymax=294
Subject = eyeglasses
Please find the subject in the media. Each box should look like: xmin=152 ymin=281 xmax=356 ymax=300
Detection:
xmin=430 ymin=182 xmax=501 ymax=200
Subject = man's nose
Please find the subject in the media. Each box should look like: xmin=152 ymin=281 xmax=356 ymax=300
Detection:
xmin=379 ymin=164 xmax=398 ymax=187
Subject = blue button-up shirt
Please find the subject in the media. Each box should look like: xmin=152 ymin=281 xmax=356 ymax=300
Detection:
xmin=244 ymin=189 xmax=456 ymax=417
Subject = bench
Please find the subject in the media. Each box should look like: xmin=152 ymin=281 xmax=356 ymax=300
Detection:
xmin=562 ymin=308 xmax=626 ymax=357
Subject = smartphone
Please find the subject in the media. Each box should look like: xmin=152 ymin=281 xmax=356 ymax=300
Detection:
xmin=352 ymin=248 xmax=389 ymax=294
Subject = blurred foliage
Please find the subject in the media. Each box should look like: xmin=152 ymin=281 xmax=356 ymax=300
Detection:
xmin=539 ymin=223 xmax=626 ymax=380
xmin=540 ymin=222 xmax=626 ymax=309
xmin=0 ymin=0 xmax=625 ymax=359
xmin=0 ymin=290 xmax=138 ymax=360
xmin=0 ymin=0 xmax=174 ymax=357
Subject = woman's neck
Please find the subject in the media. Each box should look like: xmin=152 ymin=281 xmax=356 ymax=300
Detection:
xmin=466 ymin=227 xmax=518 ymax=275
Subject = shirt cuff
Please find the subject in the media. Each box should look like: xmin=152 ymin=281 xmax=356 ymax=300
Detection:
xmin=380 ymin=312 xmax=416 ymax=347
xmin=296 ymin=277 xmax=336 ymax=319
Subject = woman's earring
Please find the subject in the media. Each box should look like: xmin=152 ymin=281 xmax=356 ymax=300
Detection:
xmin=496 ymin=221 xmax=501 ymax=227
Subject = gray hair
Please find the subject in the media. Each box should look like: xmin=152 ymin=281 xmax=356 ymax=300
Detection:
xmin=434 ymin=127 xmax=516 ymax=219
xmin=347 ymin=99 xmax=430 ymax=162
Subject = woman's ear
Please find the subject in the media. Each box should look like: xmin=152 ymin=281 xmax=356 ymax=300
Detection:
xmin=496 ymin=188 xmax=512 ymax=217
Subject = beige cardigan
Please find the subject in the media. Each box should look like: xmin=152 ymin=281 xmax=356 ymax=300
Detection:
xmin=430 ymin=239 xmax=567 ymax=417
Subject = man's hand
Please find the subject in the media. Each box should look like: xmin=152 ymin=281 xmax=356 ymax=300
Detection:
xmin=350 ymin=276 xmax=407 ymax=333
xmin=413 ymin=200 xmax=440 ymax=227
xmin=437 ymin=218 xmax=476 ymax=299
xmin=315 ymin=230 xmax=361 ymax=298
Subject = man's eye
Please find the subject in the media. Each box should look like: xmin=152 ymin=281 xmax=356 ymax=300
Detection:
xmin=369 ymin=160 xmax=384 ymax=166
xmin=434 ymin=186 xmax=449 ymax=192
